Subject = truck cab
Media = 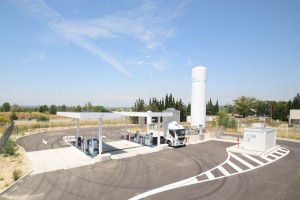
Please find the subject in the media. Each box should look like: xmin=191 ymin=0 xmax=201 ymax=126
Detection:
xmin=165 ymin=121 xmax=186 ymax=147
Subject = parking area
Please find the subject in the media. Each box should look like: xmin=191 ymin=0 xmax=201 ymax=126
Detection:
xmin=1 ymin=127 xmax=299 ymax=200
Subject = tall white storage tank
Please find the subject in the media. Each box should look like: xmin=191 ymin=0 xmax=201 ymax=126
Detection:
xmin=191 ymin=66 xmax=207 ymax=128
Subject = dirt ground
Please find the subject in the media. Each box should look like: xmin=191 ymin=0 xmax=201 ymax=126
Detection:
xmin=0 ymin=144 xmax=32 ymax=193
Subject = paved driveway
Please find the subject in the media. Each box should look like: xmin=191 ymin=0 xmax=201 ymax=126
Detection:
xmin=1 ymin=127 xmax=299 ymax=200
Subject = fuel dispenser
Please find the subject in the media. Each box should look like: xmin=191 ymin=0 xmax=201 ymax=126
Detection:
xmin=144 ymin=133 xmax=153 ymax=146
xmin=87 ymin=138 xmax=99 ymax=156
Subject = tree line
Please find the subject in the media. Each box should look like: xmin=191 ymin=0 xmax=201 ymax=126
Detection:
xmin=225 ymin=93 xmax=300 ymax=121
xmin=132 ymin=94 xmax=191 ymax=122
xmin=0 ymin=102 xmax=110 ymax=115
xmin=1 ymin=92 xmax=299 ymax=122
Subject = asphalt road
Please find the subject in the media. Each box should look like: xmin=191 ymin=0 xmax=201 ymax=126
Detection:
xmin=16 ymin=126 xmax=129 ymax=152
xmin=1 ymin=128 xmax=299 ymax=200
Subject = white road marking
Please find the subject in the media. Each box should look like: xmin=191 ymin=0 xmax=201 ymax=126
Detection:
xmin=129 ymin=147 xmax=290 ymax=200
xmin=261 ymin=156 xmax=272 ymax=162
xmin=218 ymin=166 xmax=230 ymax=176
xmin=273 ymin=151 xmax=285 ymax=156
xmin=269 ymin=154 xmax=280 ymax=159
xmin=230 ymin=153 xmax=255 ymax=169
xmin=206 ymin=171 xmax=215 ymax=180
xmin=242 ymin=154 xmax=264 ymax=165
xmin=227 ymin=160 xmax=243 ymax=173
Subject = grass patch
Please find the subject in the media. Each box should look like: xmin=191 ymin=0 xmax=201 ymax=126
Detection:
xmin=0 ymin=176 xmax=4 ymax=181
xmin=12 ymin=169 xmax=22 ymax=181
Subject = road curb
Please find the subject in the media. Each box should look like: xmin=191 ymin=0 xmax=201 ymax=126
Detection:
xmin=0 ymin=141 xmax=34 ymax=195
xmin=0 ymin=168 xmax=34 ymax=195
xmin=277 ymin=138 xmax=300 ymax=143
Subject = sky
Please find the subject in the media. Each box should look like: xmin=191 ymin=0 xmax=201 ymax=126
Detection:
xmin=1 ymin=0 xmax=300 ymax=107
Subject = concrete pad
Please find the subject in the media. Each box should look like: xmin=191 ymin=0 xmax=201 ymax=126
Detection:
xmin=104 ymin=140 xmax=159 ymax=160
xmin=26 ymin=147 xmax=95 ymax=175
xmin=94 ymin=153 xmax=111 ymax=162
xmin=227 ymin=144 xmax=281 ymax=157
xmin=155 ymin=144 xmax=169 ymax=151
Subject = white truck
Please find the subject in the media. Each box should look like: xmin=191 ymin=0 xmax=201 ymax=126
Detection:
xmin=164 ymin=121 xmax=186 ymax=147
xmin=148 ymin=121 xmax=186 ymax=147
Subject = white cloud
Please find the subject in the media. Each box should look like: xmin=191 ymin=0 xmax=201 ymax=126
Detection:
xmin=22 ymin=51 xmax=47 ymax=63
xmin=12 ymin=0 xmax=189 ymax=75
xmin=13 ymin=0 xmax=131 ymax=77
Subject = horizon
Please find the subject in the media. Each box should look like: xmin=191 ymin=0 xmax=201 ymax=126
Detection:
xmin=1 ymin=0 xmax=300 ymax=107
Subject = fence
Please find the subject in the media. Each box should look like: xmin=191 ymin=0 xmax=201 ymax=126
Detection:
xmin=276 ymin=127 xmax=300 ymax=140
xmin=0 ymin=122 xmax=14 ymax=153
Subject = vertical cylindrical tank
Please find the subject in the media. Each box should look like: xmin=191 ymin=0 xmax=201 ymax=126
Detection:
xmin=191 ymin=66 xmax=207 ymax=128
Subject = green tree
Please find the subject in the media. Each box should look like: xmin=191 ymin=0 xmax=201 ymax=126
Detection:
xmin=10 ymin=112 xmax=18 ymax=121
xmin=132 ymin=98 xmax=147 ymax=112
xmin=131 ymin=98 xmax=147 ymax=124
xmin=75 ymin=105 xmax=82 ymax=112
xmin=206 ymin=98 xmax=213 ymax=115
xmin=187 ymin=103 xmax=191 ymax=116
xmin=49 ymin=105 xmax=57 ymax=115
xmin=217 ymin=110 xmax=237 ymax=129
xmin=38 ymin=106 xmax=44 ymax=113
xmin=233 ymin=96 xmax=257 ymax=117
xmin=38 ymin=105 xmax=49 ymax=113
xmin=94 ymin=106 xmax=110 ymax=112
xmin=255 ymin=100 xmax=268 ymax=117
xmin=224 ymin=104 xmax=234 ymax=114
xmin=83 ymin=102 xmax=93 ymax=112
xmin=272 ymin=101 xmax=288 ymax=121
xmin=175 ymin=99 xmax=186 ymax=122
xmin=292 ymin=93 xmax=300 ymax=109
xmin=165 ymin=94 xmax=169 ymax=109
xmin=10 ymin=104 xmax=22 ymax=112
xmin=213 ymin=100 xmax=219 ymax=115
xmin=61 ymin=104 xmax=67 ymax=111
xmin=2 ymin=102 xmax=11 ymax=112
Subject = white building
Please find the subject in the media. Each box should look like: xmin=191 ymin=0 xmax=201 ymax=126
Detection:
xmin=289 ymin=109 xmax=300 ymax=125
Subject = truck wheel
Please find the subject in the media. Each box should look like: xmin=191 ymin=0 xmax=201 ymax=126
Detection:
xmin=167 ymin=140 xmax=172 ymax=147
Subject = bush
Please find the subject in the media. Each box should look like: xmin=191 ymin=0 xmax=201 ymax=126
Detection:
xmin=10 ymin=112 xmax=18 ymax=121
xmin=12 ymin=169 xmax=22 ymax=181
xmin=0 ymin=115 xmax=9 ymax=123
xmin=217 ymin=110 xmax=237 ymax=129
xmin=36 ymin=115 xmax=49 ymax=122
xmin=3 ymin=139 xmax=17 ymax=156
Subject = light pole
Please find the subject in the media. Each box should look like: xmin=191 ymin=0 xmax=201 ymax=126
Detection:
xmin=264 ymin=101 xmax=273 ymax=123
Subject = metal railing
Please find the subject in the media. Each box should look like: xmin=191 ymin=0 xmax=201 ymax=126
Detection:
xmin=0 ymin=122 xmax=14 ymax=153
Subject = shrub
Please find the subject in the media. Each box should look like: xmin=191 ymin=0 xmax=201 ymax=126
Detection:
xmin=0 ymin=115 xmax=9 ymax=123
xmin=36 ymin=115 xmax=49 ymax=122
xmin=12 ymin=169 xmax=22 ymax=181
xmin=217 ymin=110 xmax=237 ymax=129
xmin=10 ymin=112 xmax=18 ymax=121
xmin=3 ymin=139 xmax=17 ymax=156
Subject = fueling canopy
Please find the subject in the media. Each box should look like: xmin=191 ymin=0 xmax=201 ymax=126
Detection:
xmin=57 ymin=111 xmax=175 ymax=154
xmin=57 ymin=112 xmax=121 ymax=155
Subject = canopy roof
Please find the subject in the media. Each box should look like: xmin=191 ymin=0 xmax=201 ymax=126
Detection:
xmin=57 ymin=112 xmax=121 ymax=119
xmin=117 ymin=111 xmax=173 ymax=117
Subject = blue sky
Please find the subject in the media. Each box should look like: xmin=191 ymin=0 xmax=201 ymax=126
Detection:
xmin=1 ymin=0 xmax=300 ymax=107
